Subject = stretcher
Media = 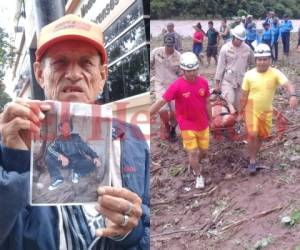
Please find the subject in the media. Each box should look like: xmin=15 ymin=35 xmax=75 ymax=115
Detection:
xmin=210 ymin=90 xmax=239 ymax=139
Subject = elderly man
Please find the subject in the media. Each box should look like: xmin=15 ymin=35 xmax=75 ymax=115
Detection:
xmin=215 ymin=24 xmax=255 ymax=109
xmin=166 ymin=22 xmax=182 ymax=52
xmin=239 ymin=43 xmax=297 ymax=173
xmin=0 ymin=14 xmax=149 ymax=250
xmin=151 ymin=33 xmax=181 ymax=141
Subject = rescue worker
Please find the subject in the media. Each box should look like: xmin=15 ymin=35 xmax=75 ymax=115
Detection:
xmin=215 ymin=24 xmax=254 ymax=110
xmin=239 ymin=44 xmax=298 ymax=174
xmin=150 ymin=33 xmax=181 ymax=141
xmin=150 ymin=52 xmax=211 ymax=189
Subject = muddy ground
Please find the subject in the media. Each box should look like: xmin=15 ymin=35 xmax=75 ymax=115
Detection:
xmin=150 ymin=33 xmax=300 ymax=249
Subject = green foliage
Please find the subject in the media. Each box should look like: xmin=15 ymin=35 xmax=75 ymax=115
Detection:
xmin=0 ymin=84 xmax=12 ymax=112
xmin=0 ymin=27 xmax=14 ymax=111
xmin=290 ymin=210 xmax=300 ymax=226
xmin=151 ymin=0 xmax=300 ymax=19
xmin=0 ymin=27 xmax=15 ymax=81
xmin=237 ymin=9 xmax=248 ymax=17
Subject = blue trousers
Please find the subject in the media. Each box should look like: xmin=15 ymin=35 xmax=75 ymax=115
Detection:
xmin=281 ymin=32 xmax=290 ymax=56
xmin=45 ymin=154 xmax=96 ymax=180
xmin=272 ymin=41 xmax=278 ymax=61
xmin=192 ymin=43 xmax=203 ymax=57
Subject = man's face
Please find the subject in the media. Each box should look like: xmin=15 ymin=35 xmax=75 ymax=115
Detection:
xmin=167 ymin=25 xmax=174 ymax=32
xmin=256 ymin=57 xmax=271 ymax=72
xmin=60 ymin=122 xmax=71 ymax=138
xmin=232 ymin=37 xmax=243 ymax=47
xmin=183 ymin=69 xmax=198 ymax=82
xmin=34 ymin=40 xmax=108 ymax=103
xmin=165 ymin=46 xmax=175 ymax=55
xmin=208 ymin=23 xmax=213 ymax=29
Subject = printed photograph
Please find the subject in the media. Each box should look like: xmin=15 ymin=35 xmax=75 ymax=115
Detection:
xmin=30 ymin=101 xmax=112 ymax=205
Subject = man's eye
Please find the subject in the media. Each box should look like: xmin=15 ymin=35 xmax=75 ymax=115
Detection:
xmin=52 ymin=59 xmax=66 ymax=65
xmin=84 ymin=60 xmax=93 ymax=65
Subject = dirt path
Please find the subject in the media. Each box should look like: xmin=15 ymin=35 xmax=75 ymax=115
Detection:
xmin=150 ymin=34 xmax=300 ymax=249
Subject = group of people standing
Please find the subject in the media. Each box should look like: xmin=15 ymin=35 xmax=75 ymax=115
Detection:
xmin=151 ymin=15 xmax=298 ymax=189
xmin=190 ymin=11 xmax=295 ymax=64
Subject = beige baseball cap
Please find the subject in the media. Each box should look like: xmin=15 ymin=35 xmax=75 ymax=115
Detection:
xmin=35 ymin=14 xmax=107 ymax=64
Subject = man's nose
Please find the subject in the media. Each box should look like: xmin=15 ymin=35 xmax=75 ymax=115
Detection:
xmin=65 ymin=63 xmax=83 ymax=82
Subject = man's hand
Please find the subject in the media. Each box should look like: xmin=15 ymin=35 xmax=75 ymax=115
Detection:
xmin=236 ymin=112 xmax=244 ymax=122
xmin=58 ymin=154 xmax=69 ymax=167
xmin=214 ymin=80 xmax=221 ymax=93
xmin=95 ymin=187 xmax=142 ymax=238
xmin=289 ymin=96 xmax=298 ymax=110
xmin=94 ymin=157 xmax=101 ymax=168
xmin=0 ymin=99 xmax=51 ymax=150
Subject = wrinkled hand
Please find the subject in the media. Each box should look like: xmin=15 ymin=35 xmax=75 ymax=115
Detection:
xmin=58 ymin=154 xmax=69 ymax=167
xmin=289 ymin=96 xmax=298 ymax=110
xmin=94 ymin=157 xmax=101 ymax=168
xmin=0 ymin=98 xmax=51 ymax=150
xmin=95 ymin=187 xmax=142 ymax=238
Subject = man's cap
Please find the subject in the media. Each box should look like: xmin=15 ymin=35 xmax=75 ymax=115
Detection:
xmin=35 ymin=14 xmax=107 ymax=64
xmin=247 ymin=14 xmax=253 ymax=18
xmin=163 ymin=33 xmax=175 ymax=46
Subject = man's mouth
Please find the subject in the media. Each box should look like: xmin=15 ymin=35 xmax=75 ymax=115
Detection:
xmin=62 ymin=86 xmax=83 ymax=93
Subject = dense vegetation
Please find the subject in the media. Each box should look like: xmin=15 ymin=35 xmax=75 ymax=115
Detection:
xmin=0 ymin=27 xmax=14 ymax=111
xmin=151 ymin=0 xmax=300 ymax=19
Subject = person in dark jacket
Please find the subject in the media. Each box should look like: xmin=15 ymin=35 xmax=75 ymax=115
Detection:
xmin=46 ymin=119 xmax=101 ymax=191
xmin=0 ymin=14 xmax=149 ymax=250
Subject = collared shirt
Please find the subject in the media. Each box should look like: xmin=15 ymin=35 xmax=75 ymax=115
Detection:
xmin=261 ymin=28 xmax=273 ymax=45
xmin=280 ymin=20 xmax=293 ymax=33
xmin=150 ymin=47 xmax=180 ymax=87
xmin=271 ymin=24 xmax=281 ymax=42
xmin=215 ymin=41 xmax=255 ymax=88
xmin=245 ymin=22 xmax=257 ymax=41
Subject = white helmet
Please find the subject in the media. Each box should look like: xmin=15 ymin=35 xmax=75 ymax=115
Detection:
xmin=254 ymin=43 xmax=271 ymax=57
xmin=231 ymin=24 xmax=246 ymax=41
xmin=180 ymin=52 xmax=199 ymax=71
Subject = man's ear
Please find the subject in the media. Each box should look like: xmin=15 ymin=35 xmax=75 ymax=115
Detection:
xmin=100 ymin=64 xmax=108 ymax=81
xmin=33 ymin=62 xmax=45 ymax=89
xmin=98 ymin=64 xmax=108 ymax=93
